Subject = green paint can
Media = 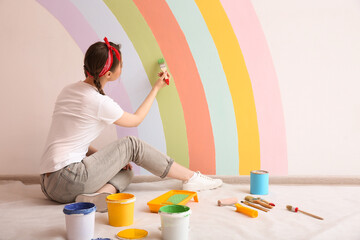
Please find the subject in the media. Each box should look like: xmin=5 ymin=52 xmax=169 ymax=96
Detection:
xmin=159 ymin=205 xmax=191 ymax=240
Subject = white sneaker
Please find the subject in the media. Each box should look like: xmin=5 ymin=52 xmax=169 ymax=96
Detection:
xmin=182 ymin=171 xmax=223 ymax=191
xmin=75 ymin=192 xmax=110 ymax=213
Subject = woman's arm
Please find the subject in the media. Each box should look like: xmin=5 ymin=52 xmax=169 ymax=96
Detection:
xmin=114 ymin=73 xmax=168 ymax=127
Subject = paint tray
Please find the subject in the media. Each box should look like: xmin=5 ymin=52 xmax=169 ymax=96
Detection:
xmin=147 ymin=190 xmax=198 ymax=213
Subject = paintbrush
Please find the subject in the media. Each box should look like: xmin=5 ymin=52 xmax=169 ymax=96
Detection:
xmin=286 ymin=205 xmax=323 ymax=220
xmin=253 ymin=197 xmax=275 ymax=207
xmin=158 ymin=58 xmax=169 ymax=85
xmin=245 ymin=196 xmax=273 ymax=209
xmin=241 ymin=201 xmax=269 ymax=212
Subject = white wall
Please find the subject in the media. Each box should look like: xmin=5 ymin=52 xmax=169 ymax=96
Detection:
xmin=251 ymin=0 xmax=360 ymax=175
xmin=0 ymin=0 xmax=116 ymax=175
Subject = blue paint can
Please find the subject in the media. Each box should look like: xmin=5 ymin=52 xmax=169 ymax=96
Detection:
xmin=63 ymin=202 xmax=96 ymax=215
xmin=250 ymin=170 xmax=269 ymax=195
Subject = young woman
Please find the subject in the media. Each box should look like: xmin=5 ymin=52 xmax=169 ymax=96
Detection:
xmin=39 ymin=37 xmax=222 ymax=212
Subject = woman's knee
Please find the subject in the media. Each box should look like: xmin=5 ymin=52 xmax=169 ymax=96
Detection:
xmin=116 ymin=136 xmax=142 ymax=148
xmin=126 ymin=136 xmax=144 ymax=145
xmin=125 ymin=136 xmax=145 ymax=154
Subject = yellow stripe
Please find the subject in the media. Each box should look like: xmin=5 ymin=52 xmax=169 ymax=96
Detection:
xmin=195 ymin=0 xmax=260 ymax=175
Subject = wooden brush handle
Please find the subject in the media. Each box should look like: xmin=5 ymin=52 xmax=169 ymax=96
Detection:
xmin=242 ymin=201 xmax=268 ymax=212
xmin=254 ymin=200 xmax=273 ymax=209
xmin=299 ymin=210 xmax=324 ymax=220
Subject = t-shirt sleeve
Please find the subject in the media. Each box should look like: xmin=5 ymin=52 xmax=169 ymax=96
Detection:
xmin=98 ymin=96 xmax=124 ymax=124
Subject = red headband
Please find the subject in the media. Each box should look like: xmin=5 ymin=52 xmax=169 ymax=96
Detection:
xmin=88 ymin=37 xmax=121 ymax=78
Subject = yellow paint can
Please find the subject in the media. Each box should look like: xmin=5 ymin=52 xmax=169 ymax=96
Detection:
xmin=106 ymin=193 xmax=136 ymax=227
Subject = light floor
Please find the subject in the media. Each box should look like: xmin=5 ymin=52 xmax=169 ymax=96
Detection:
xmin=1 ymin=178 xmax=360 ymax=240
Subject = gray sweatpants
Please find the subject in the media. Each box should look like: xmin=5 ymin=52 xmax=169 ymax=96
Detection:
xmin=40 ymin=136 xmax=174 ymax=203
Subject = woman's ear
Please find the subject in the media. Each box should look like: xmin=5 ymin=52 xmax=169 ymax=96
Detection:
xmin=105 ymin=71 xmax=112 ymax=78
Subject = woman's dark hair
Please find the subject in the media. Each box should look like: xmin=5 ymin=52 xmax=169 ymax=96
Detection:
xmin=83 ymin=41 xmax=122 ymax=95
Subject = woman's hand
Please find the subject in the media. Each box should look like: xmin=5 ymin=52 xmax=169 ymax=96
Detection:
xmin=122 ymin=163 xmax=133 ymax=170
xmin=154 ymin=71 xmax=170 ymax=90
xmin=114 ymin=71 xmax=170 ymax=128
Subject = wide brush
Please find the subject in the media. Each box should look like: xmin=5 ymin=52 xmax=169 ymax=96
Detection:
xmin=245 ymin=196 xmax=273 ymax=209
xmin=158 ymin=58 xmax=169 ymax=85
xmin=241 ymin=201 xmax=269 ymax=212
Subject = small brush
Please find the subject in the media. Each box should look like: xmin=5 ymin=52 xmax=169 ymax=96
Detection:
xmin=158 ymin=58 xmax=169 ymax=85
xmin=241 ymin=201 xmax=269 ymax=212
xmin=253 ymin=197 xmax=275 ymax=207
xmin=286 ymin=205 xmax=323 ymax=220
xmin=245 ymin=196 xmax=273 ymax=209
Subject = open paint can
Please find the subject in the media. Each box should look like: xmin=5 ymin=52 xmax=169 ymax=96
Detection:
xmin=63 ymin=202 xmax=96 ymax=240
xmin=159 ymin=205 xmax=191 ymax=240
xmin=106 ymin=193 xmax=136 ymax=227
xmin=250 ymin=170 xmax=269 ymax=195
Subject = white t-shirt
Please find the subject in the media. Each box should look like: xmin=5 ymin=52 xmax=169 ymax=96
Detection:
xmin=39 ymin=81 xmax=124 ymax=174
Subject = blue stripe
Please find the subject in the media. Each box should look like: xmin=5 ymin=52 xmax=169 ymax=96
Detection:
xmin=166 ymin=0 xmax=239 ymax=174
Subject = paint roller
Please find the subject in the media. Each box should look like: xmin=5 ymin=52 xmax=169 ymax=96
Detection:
xmin=217 ymin=197 xmax=238 ymax=206
xmin=217 ymin=198 xmax=258 ymax=218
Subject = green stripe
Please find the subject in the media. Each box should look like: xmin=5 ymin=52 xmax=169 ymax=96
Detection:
xmin=104 ymin=0 xmax=189 ymax=167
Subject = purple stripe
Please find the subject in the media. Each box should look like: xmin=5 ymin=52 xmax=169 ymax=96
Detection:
xmin=36 ymin=0 xmax=97 ymax=53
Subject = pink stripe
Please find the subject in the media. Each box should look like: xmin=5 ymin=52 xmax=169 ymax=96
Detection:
xmin=220 ymin=0 xmax=287 ymax=175
xmin=36 ymin=0 xmax=140 ymax=174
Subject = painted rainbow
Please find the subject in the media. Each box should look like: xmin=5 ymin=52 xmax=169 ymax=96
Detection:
xmin=36 ymin=0 xmax=287 ymax=175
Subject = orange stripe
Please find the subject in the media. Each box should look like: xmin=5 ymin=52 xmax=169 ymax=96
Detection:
xmin=133 ymin=0 xmax=216 ymax=174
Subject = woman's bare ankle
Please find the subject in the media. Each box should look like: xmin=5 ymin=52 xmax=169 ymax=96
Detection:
xmin=96 ymin=183 xmax=117 ymax=194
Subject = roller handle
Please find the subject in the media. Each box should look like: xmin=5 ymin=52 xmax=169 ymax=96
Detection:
xmin=235 ymin=203 xmax=258 ymax=218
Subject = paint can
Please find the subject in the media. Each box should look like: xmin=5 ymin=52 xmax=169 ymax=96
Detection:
xmin=159 ymin=205 xmax=192 ymax=240
xmin=63 ymin=202 xmax=96 ymax=240
xmin=250 ymin=170 xmax=269 ymax=195
xmin=106 ymin=193 xmax=136 ymax=227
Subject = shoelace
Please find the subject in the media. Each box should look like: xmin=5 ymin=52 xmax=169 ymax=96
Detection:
xmin=197 ymin=172 xmax=216 ymax=181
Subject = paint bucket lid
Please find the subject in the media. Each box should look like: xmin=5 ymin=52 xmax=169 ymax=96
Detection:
xmin=116 ymin=229 xmax=148 ymax=239
xmin=63 ymin=202 xmax=96 ymax=215
xmin=251 ymin=170 xmax=268 ymax=174
xmin=159 ymin=205 xmax=191 ymax=218
xmin=106 ymin=193 xmax=136 ymax=204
